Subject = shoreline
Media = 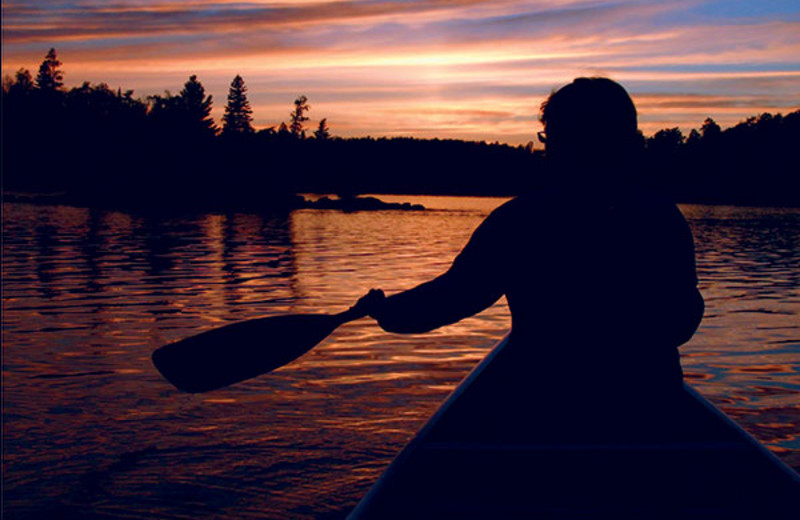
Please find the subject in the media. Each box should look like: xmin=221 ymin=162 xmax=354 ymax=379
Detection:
xmin=1 ymin=191 xmax=427 ymax=214
xmin=4 ymin=189 xmax=798 ymax=214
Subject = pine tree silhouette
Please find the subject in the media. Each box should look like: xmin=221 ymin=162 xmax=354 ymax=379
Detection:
xmin=222 ymin=75 xmax=254 ymax=136
xmin=289 ymin=95 xmax=310 ymax=138
xmin=314 ymin=118 xmax=331 ymax=140
xmin=180 ymin=75 xmax=216 ymax=137
xmin=35 ymin=48 xmax=64 ymax=91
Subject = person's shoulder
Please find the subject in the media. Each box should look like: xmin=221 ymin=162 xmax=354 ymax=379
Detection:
xmin=490 ymin=196 xmax=524 ymax=216
xmin=489 ymin=190 xmax=556 ymax=216
xmin=468 ymin=195 xmax=538 ymax=243
xmin=619 ymin=186 xmax=691 ymax=232
xmin=482 ymin=194 xmax=541 ymax=228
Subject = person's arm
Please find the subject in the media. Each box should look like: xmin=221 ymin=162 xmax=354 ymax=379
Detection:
xmin=359 ymin=201 xmax=513 ymax=333
xmin=638 ymin=201 xmax=705 ymax=348
xmin=368 ymin=269 xmax=503 ymax=333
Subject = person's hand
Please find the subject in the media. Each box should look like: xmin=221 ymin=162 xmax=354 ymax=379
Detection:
xmin=351 ymin=288 xmax=386 ymax=318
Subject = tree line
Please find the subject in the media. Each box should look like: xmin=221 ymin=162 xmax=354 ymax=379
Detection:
xmin=643 ymin=113 xmax=799 ymax=206
xmin=3 ymin=48 xmax=798 ymax=210
xmin=2 ymin=49 xmax=339 ymax=211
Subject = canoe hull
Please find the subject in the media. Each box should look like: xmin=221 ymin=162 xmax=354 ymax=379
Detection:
xmin=348 ymin=336 xmax=800 ymax=519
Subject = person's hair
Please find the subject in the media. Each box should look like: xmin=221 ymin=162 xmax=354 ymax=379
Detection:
xmin=540 ymin=77 xmax=642 ymax=173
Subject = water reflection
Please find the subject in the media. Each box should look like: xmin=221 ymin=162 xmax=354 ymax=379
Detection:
xmin=2 ymin=198 xmax=799 ymax=519
xmin=679 ymin=204 xmax=800 ymax=471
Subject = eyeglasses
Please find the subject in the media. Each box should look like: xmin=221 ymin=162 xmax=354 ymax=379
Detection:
xmin=537 ymin=131 xmax=547 ymax=143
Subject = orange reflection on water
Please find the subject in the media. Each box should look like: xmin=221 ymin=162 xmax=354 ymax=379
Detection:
xmin=683 ymin=371 xmax=714 ymax=380
xmin=726 ymin=404 xmax=800 ymax=468
xmin=3 ymin=198 xmax=799 ymax=519
xmin=729 ymin=364 xmax=795 ymax=374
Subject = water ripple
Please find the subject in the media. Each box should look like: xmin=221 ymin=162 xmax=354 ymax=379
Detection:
xmin=3 ymin=199 xmax=799 ymax=519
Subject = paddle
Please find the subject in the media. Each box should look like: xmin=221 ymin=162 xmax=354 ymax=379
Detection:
xmin=152 ymin=290 xmax=384 ymax=393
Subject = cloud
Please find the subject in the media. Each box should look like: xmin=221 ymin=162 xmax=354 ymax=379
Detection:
xmin=2 ymin=0 xmax=798 ymax=144
xmin=1 ymin=0 xmax=515 ymax=43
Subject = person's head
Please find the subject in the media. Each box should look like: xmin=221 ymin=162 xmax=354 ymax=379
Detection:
xmin=540 ymin=77 xmax=642 ymax=179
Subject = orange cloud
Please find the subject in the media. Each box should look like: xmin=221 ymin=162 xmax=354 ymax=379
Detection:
xmin=2 ymin=1 xmax=798 ymax=144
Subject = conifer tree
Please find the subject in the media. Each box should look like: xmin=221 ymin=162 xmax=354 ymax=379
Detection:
xmin=222 ymin=74 xmax=254 ymax=136
xmin=275 ymin=122 xmax=291 ymax=141
xmin=687 ymin=128 xmax=702 ymax=147
xmin=289 ymin=95 xmax=310 ymax=138
xmin=313 ymin=118 xmax=331 ymax=140
xmin=701 ymin=117 xmax=722 ymax=140
xmin=35 ymin=48 xmax=64 ymax=91
xmin=180 ymin=75 xmax=216 ymax=137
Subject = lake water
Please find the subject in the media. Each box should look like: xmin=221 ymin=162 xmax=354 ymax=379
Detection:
xmin=3 ymin=196 xmax=799 ymax=519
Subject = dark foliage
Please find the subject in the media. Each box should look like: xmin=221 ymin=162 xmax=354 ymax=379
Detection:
xmin=645 ymin=114 xmax=800 ymax=206
xmin=179 ymin=75 xmax=218 ymax=139
xmin=314 ymin=118 xmax=331 ymax=141
xmin=3 ymin=49 xmax=799 ymax=211
xmin=222 ymin=75 xmax=254 ymax=137
xmin=289 ymin=95 xmax=310 ymax=139
xmin=35 ymin=48 xmax=64 ymax=92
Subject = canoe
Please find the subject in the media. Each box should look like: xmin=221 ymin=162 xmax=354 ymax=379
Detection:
xmin=348 ymin=335 xmax=800 ymax=519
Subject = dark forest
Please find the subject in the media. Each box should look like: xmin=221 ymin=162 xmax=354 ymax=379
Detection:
xmin=3 ymin=49 xmax=799 ymax=211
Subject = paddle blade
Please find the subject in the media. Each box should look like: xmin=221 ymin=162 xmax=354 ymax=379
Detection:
xmin=152 ymin=314 xmax=342 ymax=393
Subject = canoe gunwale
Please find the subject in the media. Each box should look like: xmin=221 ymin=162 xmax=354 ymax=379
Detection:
xmin=683 ymin=384 xmax=800 ymax=485
xmin=347 ymin=334 xmax=512 ymax=519
xmin=346 ymin=334 xmax=800 ymax=519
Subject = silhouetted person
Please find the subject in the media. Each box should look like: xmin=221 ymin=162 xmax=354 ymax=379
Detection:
xmin=357 ymin=78 xmax=704 ymax=432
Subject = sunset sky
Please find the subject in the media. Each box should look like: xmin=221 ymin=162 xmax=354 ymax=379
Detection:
xmin=3 ymin=0 xmax=799 ymax=145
